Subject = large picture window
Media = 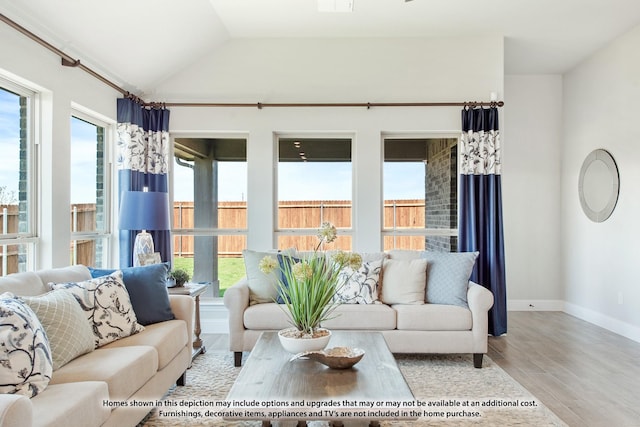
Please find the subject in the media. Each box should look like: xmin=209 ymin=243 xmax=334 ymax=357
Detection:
xmin=172 ymin=136 xmax=247 ymax=298
xmin=383 ymin=137 xmax=458 ymax=252
xmin=70 ymin=112 xmax=111 ymax=267
xmin=0 ymin=80 xmax=36 ymax=276
xmin=277 ymin=137 xmax=352 ymax=251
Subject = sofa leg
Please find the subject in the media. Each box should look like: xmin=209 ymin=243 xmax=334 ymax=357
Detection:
xmin=234 ymin=352 xmax=243 ymax=367
xmin=176 ymin=371 xmax=187 ymax=386
xmin=473 ymin=353 xmax=483 ymax=368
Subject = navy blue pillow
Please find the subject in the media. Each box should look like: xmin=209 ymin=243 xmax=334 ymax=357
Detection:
xmin=88 ymin=263 xmax=175 ymax=325
xmin=276 ymin=254 xmax=300 ymax=304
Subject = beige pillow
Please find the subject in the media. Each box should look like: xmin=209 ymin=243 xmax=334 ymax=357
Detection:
xmin=243 ymin=249 xmax=280 ymax=305
xmin=21 ymin=290 xmax=95 ymax=370
xmin=380 ymin=258 xmax=427 ymax=305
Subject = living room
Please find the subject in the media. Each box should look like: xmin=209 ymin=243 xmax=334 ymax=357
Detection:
xmin=1 ymin=1 xmax=639 ymax=426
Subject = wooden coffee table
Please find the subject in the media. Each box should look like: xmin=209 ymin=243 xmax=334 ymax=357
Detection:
xmin=225 ymin=331 xmax=417 ymax=427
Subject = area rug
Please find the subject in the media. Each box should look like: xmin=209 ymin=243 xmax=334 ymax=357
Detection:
xmin=140 ymin=352 xmax=567 ymax=427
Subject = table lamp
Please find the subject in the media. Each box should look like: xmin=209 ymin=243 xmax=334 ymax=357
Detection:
xmin=118 ymin=190 xmax=170 ymax=267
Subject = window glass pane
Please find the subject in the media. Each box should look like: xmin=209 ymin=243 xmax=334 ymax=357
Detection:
xmin=0 ymin=242 xmax=32 ymax=276
xmin=277 ymin=137 xmax=352 ymax=251
xmin=172 ymin=137 xmax=247 ymax=297
xmin=0 ymin=86 xmax=31 ymax=238
xmin=384 ymin=138 xmax=458 ymax=252
xmin=70 ymin=116 xmax=105 ymax=233
xmin=70 ymin=237 xmax=108 ymax=268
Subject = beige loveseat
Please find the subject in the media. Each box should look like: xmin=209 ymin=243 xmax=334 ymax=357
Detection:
xmin=0 ymin=265 xmax=194 ymax=427
xmin=224 ymin=250 xmax=494 ymax=369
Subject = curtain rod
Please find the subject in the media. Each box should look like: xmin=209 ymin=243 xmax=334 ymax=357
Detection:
xmin=159 ymin=101 xmax=504 ymax=108
xmin=2 ymin=13 xmax=504 ymax=110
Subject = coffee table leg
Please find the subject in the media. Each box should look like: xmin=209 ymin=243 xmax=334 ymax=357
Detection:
xmin=369 ymin=422 xmax=380 ymax=427
xmin=297 ymin=422 xmax=307 ymax=427
xmin=261 ymin=421 xmax=271 ymax=427
xmin=331 ymin=422 xmax=344 ymax=427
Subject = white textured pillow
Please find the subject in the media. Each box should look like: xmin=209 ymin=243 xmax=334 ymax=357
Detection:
xmin=0 ymin=293 xmax=52 ymax=397
xmin=334 ymin=259 xmax=383 ymax=304
xmin=243 ymin=249 xmax=281 ymax=305
xmin=21 ymin=290 xmax=95 ymax=370
xmin=380 ymin=258 xmax=427 ymax=305
xmin=49 ymin=271 xmax=144 ymax=348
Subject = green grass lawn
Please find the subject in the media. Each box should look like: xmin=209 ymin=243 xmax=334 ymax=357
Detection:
xmin=172 ymin=257 xmax=245 ymax=297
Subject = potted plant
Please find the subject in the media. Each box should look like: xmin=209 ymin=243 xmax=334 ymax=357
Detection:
xmin=259 ymin=222 xmax=361 ymax=353
xmin=169 ymin=268 xmax=190 ymax=287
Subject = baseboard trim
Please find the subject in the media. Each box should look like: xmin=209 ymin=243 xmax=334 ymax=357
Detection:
xmin=564 ymin=302 xmax=640 ymax=344
xmin=508 ymin=299 xmax=565 ymax=311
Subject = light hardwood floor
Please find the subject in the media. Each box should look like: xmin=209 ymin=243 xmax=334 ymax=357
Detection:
xmin=201 ymin=311 xmax=640 ymax=427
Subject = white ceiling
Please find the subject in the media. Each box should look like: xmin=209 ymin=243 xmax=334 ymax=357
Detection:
xmin=2 ymin=0 xmax=640 ymax=94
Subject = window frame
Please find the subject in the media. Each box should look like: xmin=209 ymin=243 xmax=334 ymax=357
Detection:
xmin=274 ymin=132 xmax=355 ymax=250
xmin=69 ymin=107 xmax=113 ymax=268
xmin=0 ymin=76 xmax=38 ymax=275
xmin=381 ymin=132 xmax=460 ymax=250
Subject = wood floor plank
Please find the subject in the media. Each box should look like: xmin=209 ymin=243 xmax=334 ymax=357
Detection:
xmin=202 ymin=311 xmax=640 ymax=427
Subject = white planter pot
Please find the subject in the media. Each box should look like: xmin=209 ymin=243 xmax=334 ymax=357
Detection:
xmin=278 ymin=328 xmax=331 ymax=354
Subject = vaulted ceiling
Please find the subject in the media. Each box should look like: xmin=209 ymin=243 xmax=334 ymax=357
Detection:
xmin=2 ymin=0 xmax=640 ymax=94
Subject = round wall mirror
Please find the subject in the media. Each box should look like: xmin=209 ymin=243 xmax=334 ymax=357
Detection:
xmin=578 ymin=149 xmax=619 ymax=222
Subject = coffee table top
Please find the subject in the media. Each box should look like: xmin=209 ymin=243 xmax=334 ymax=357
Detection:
xmin=225 ymin=331 xmax=416 ymax=422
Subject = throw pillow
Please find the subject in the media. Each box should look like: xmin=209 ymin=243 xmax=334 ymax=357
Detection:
xmin=380 ymin=258 xmax=427 ymax=305
xmin=0 ymin=293 xmax=52 ymax=397
xmin=334 ymin=259 xmax=383 ymax=304
xmin=243 ymin=249 xmax=281 ymax=305
xmin=421 ymin=251 xmax=479 ymax=307
xmin=276 ymin=253 xmax=302 ymax=304
xmin=49 ymin=271 xmax=144 ymax=348
xmin=20 ymin=290 xmax=95 ymax=370
xmin=88 ymin=263 xmax=175 ymax=325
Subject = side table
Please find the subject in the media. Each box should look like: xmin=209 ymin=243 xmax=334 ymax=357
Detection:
xmin=168 ymin=282 xmax=209 ymax=361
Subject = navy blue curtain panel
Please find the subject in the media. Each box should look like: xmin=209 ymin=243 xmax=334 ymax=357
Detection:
xmin=459 ymin=106 xmax=507 ymax=336
xmin=116 ymin=98 xmax=171 ymax=268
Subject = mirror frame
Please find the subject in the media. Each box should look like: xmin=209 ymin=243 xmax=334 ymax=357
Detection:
xmin=578 ymin=149 xmax=619 ymax=222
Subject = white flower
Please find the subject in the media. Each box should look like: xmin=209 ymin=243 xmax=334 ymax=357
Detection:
xmin=317 ymin=221 xmax=337 ymax=244
xmin=258 ymin=256 xmax=277 ymax=274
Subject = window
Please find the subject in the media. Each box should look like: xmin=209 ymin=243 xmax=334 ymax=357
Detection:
xmin=172 ymin=136 xmax=247 ymax=298
xmin=277 ymin=137 xmax=353 ymax=251
xmin=383 ymin=137 xmax=458 ymax=252
xmin=0 ymin=79 xmax=36 ymax=276
xmin=70 ymin=113 xmax=111 ymax=267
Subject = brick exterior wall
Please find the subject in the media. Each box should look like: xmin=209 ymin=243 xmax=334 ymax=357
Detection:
xmin=425 ymin=139 xmax=457 ymax=252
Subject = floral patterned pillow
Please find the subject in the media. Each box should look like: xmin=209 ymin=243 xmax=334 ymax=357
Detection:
xmin=334 ymin=259 xmax=383 ymax=304
xmin=0 ymin=293 xmax=53 ymax=397
xmin=49 ymin=271 xmax=144 ymax=348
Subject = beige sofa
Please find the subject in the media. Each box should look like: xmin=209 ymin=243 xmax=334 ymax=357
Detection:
xmin=224 ymin=250 xmax=495 ymax=369
xmin=0 ymin=265 xmax=194 ymax=427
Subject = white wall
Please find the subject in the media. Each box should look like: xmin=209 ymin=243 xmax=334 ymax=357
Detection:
xmin=502 ymin=75 xmax=564 ymax=309
xmin=562 ymin=24 xmax=640 ymax=341
xmin=158 ymin=36 xmax=505 ymax=252
xmin=0 ymin=23 xmax=119 ymax=269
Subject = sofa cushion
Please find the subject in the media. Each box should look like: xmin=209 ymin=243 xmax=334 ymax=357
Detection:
xmin=334 ymin=259 xmax=383 ymax=304
xmin=0 ymin=294 xmax=52 ymax=397
xmin=421 ymin=251 xmax=478 ymax=307
xmin=387 ymin=249 xmax=422 ymax=260
xmin=380 ymin=258 xmax=427 ymax=305
xmin=243 ymin=303 xmax=291 ymax=330
xmin=88 ymin=263 xmax=175 ymax=326
xmin=101 ymin=319 xmax=188 ymax=370
xmin=394 ymin=304 xmax=472 ymax=331
xmin=36 ymin=265 xmax=92 ymax=288
xmin=243 ymin=249 xmax=281 ymax=305
xmin=49 ymin=271 xmax=144 ymax=348
xmin=20 ymin=290 xmax=95 ymax=370
xmin=321 ymin=304 xmax=397 ymax=330
xmin=0 ymin=272 xmax=48 ymax=296
xmin=49 ymin=346 xmax=157 ymax=401
xmin=31 ymin=381 xmax=110 ymax=427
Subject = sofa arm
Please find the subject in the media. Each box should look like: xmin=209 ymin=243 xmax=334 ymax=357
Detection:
xmin=0 ymin=394 xmax=32 ymax=427
xmin=169 ymin=294 xmax=195 ymax=347
xmin=223 ymin=277 xmax=250 ymax=352
xmin=467 ymin=281 xmax=495 ymax=352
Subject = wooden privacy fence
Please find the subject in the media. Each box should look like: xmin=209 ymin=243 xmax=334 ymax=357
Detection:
xmin=173 ymin=199 xmax=426 ymax=257
xmin=1 ymin=199 xmax=427 ymax=274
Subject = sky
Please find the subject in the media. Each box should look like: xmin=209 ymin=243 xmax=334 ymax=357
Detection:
xmin=1 ymin=87 xmax=425 ymax=204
